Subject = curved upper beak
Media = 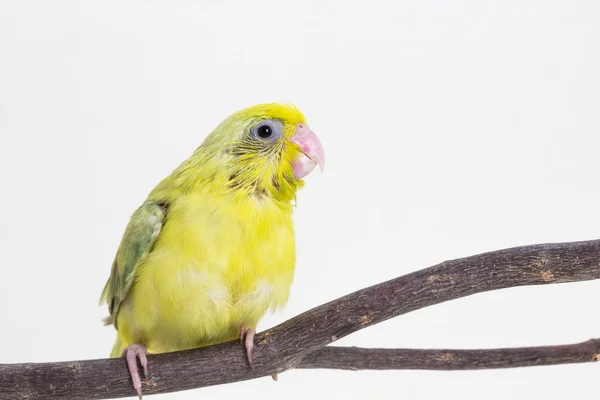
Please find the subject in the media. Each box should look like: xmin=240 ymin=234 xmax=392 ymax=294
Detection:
xmin=290 ymin=123 xmax=325 ymax=180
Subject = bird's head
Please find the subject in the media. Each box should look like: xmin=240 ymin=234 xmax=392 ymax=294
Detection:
xmin=170 ymin=103 xmax=325 ymax=204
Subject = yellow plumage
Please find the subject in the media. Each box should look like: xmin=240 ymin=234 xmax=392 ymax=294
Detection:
xmin=115 ymin=191 xmax=295 ymax=354
xmin=100 ymin=103 xmax=324 ymax=368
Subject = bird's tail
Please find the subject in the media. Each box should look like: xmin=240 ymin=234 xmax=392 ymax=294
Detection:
xmin=110 ymin=336 xmax=125 ymax=358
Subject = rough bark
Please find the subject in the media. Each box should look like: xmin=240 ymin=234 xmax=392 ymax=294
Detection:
xmin=298 ymin=340 xmax=600 ymax=370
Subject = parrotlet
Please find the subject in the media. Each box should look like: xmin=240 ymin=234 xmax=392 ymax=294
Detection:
xmin=100 ymin=103 xmax=325 ymax=398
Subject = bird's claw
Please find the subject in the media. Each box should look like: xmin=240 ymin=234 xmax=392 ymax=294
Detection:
xmin=121 ymin=344 xmax=148 ymax=399
xmin=240 ymin=326 xmax=256 ymax=367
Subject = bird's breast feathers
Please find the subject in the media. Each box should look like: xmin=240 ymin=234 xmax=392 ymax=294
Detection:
xmin=118 ymin=192 xmax=295 ymax=352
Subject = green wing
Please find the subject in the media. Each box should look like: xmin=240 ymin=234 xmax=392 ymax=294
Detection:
xmin=100 ymin=201 xmax=167 ymax=326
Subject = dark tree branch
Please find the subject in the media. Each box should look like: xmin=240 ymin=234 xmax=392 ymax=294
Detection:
xmin=1 ymin=239 xmax=599 ymax=399
xmin=297 ymin=339 xmax=600 ymax=370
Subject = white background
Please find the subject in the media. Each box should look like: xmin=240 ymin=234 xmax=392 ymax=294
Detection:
xmin=1 ymin=1 xmax=599 ymax=399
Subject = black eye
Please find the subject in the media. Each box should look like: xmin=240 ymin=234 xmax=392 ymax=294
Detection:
xmin=257 ymin=124 xmax=272 ymax=138
xmin=251 ymin=120 xmax=283 ymax=141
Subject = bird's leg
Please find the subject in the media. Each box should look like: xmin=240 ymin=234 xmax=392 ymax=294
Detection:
xmin=240 ymin=326 xmax=278 ymax=380
xmin=240 ymin=325 xmax=256 ymax=367
xmin=121 ymin=344 xmax=148 ymax=400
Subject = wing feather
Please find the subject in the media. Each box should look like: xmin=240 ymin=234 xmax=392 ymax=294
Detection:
xmin=100 ymin=201 xmax=167 ymax=326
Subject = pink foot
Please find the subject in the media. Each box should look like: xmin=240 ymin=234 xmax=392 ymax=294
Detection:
xmin=240 ymin=326 xmax=256 ymax=367
xmin=121 ymin=344 xmax=148 ymax=399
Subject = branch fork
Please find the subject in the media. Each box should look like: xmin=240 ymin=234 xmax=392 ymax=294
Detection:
xmin=1 ymin=240 xmax=599 ymax=399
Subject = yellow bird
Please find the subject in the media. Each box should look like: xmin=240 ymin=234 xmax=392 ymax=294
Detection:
xmin=99 ymin=103 xmax=324 ymax=398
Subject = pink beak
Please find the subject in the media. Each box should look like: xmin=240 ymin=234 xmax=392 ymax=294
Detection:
xmin=290 ymin=123 xmax=325 ymax=180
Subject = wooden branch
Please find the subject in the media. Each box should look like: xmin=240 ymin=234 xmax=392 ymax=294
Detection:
xmin=297 ymin=339 xmax=600 ymax=370
xmin=1 ymin=239 xmax=599 ymax=399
